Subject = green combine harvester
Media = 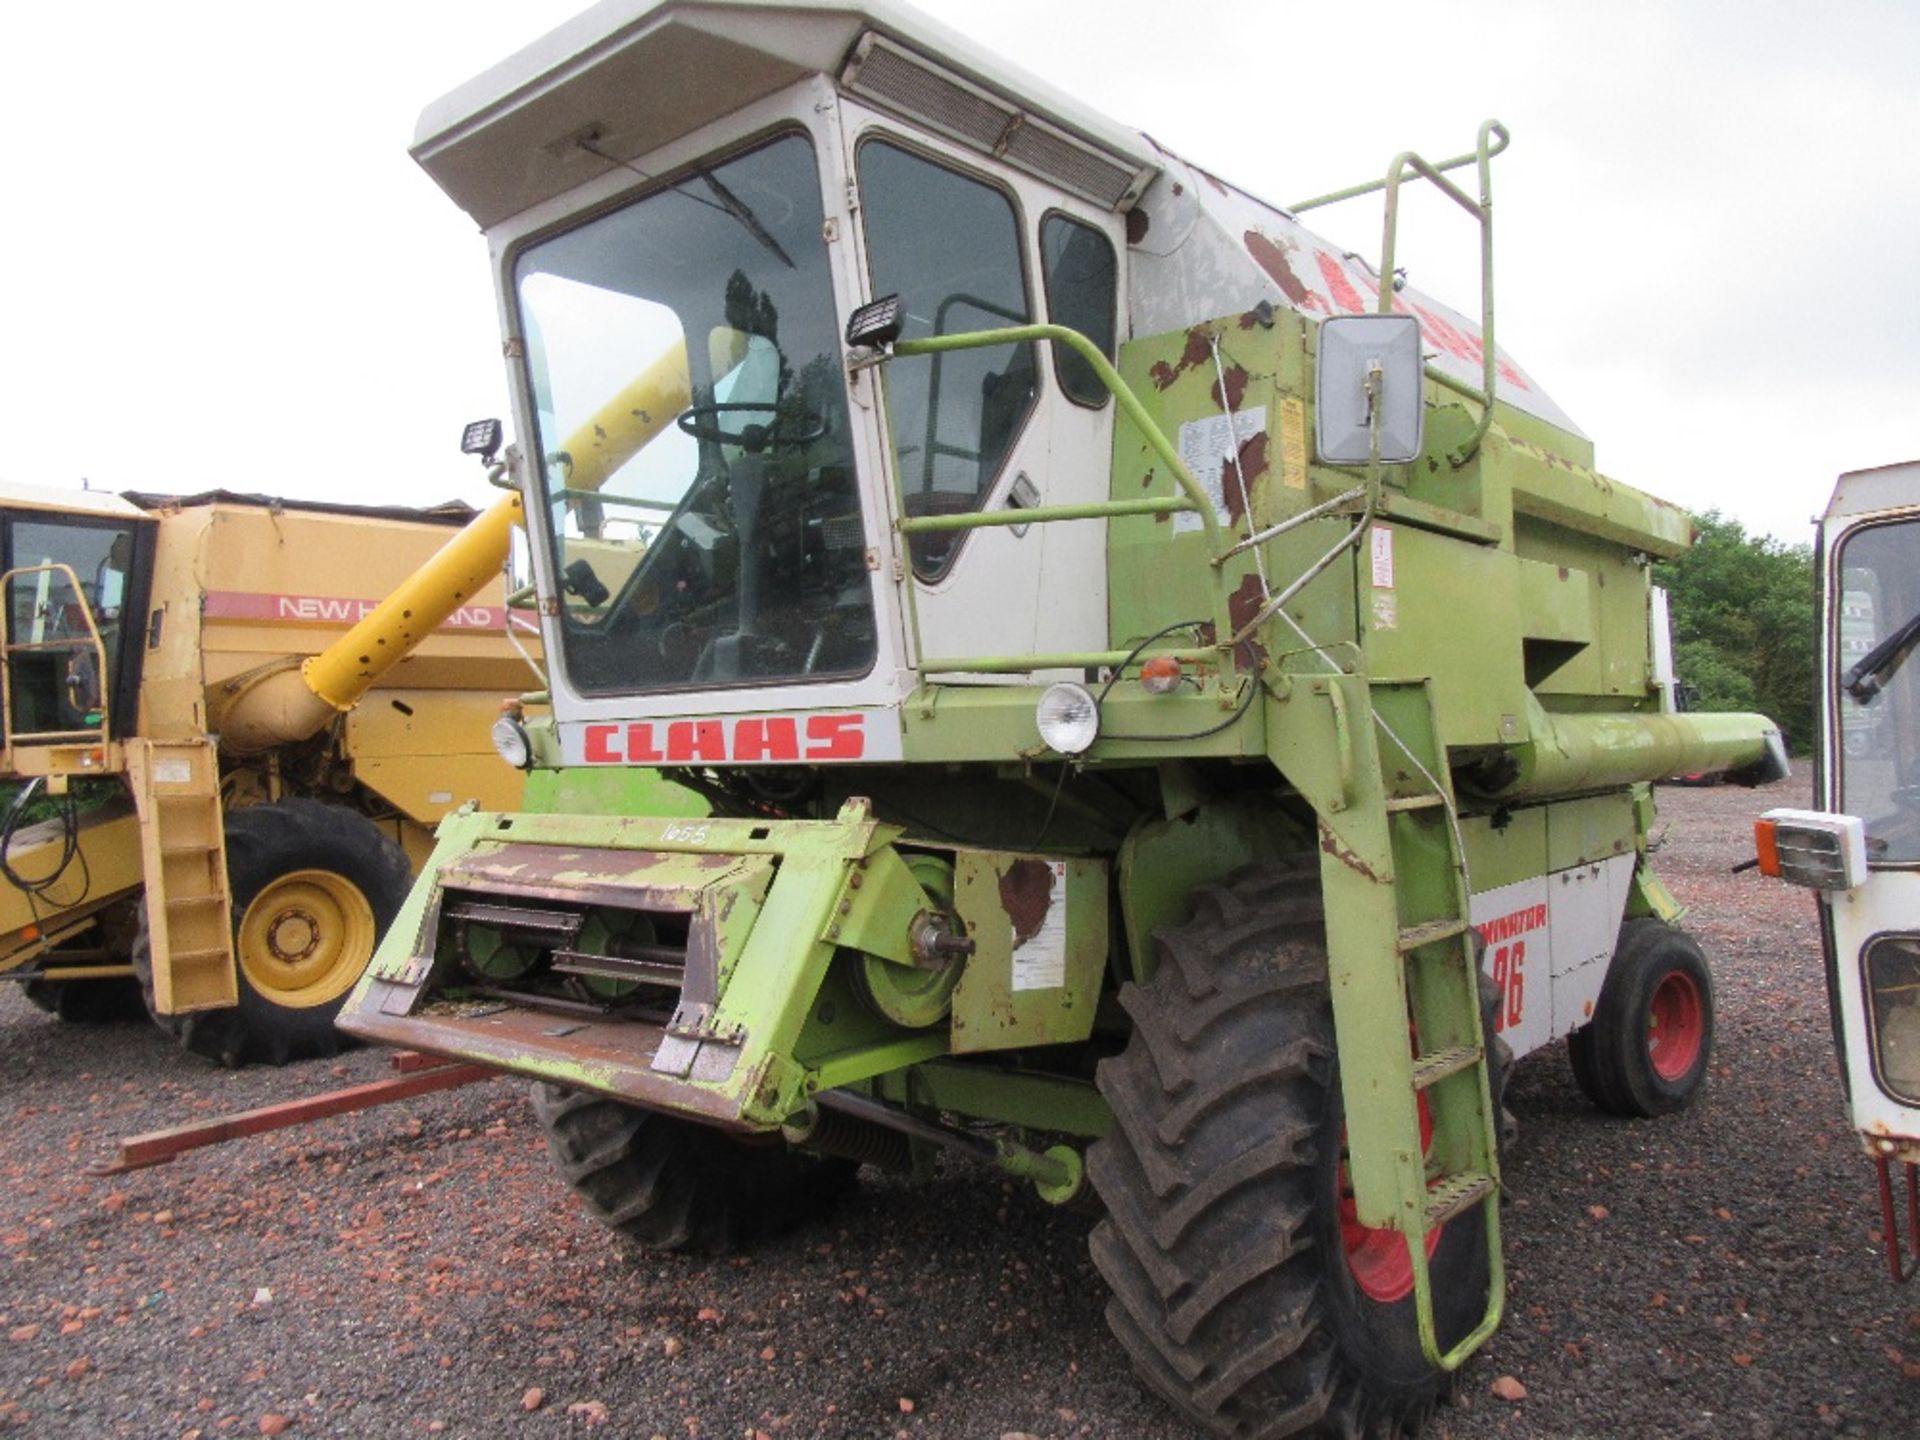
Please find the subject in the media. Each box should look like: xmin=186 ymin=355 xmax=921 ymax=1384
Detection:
xmin=339 ymin=1 xmax=1785 ymax=1432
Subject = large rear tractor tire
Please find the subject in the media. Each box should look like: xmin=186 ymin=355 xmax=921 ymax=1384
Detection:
xmin=531 ymin=1084 xmax=857 ymax=1254
xmin=137 ymin=800 xmax=412 ymax=1067
xmin=1566 ymin=918 xmax=1714 ymax=1118
xmin=1088 ymin=865 xmax=1503 ymax=1439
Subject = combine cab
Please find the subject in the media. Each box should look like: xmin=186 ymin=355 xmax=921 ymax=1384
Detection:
xmin=339 ymin=2 xmax=1784 ymax=1432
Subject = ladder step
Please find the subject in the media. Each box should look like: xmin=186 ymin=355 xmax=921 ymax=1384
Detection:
xmin=1385 ymin=793 xmax=1447 ymax=813
xmin=1411 ymin=1044 xmax=1483 ymax=1090
xmin=1424 ymin=1171 xmax=1497 ymax=1230
xmin=161 ymin=843 xmax=219 ymax=856
xmin=1397 ymin=917 xmax=1470 ymax=954
xmin=166 ymin=894 xmax=227 ymax=909
xmin=165 ymin=946 xmax=232 ymax=967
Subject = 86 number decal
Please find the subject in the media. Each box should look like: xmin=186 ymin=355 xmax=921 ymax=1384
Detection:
xmin=1489 ymin=940 xmax=1526 ymax=1032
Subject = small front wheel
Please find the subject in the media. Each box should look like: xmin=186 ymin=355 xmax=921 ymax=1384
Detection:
xmin=530 ymin=1084 xmax=855 ymax=1253
xmin=1567 ymin=918 xmax=1714 ymax=1118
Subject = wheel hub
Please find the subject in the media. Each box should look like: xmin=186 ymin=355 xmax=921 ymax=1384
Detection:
xmin=237 ymin=869 xmax=377 ymax=1009
xmin=266 ymin=907 xmax=321 ymax=963
xmin=1340 ymin=1092 xmax=1442 ymax=1304
xmin=1647 ymin=969 xmax=1706 ymax=1081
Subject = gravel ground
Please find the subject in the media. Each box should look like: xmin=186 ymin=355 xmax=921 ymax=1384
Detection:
xmin=2 ymin=766 xmax=1915 ymax=1439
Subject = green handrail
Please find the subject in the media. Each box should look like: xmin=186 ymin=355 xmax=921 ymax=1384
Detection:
xmin=1292 ymin=120 xmax=1509 ymax=469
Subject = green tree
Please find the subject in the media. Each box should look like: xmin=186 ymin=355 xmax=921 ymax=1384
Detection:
xmin=1654 ymin=511 xmax=1815 ymax=752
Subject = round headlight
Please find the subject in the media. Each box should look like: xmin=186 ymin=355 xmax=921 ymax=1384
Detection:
xmin=491 ymin=715 xmax=532 ymax=770
xmin=1036 ymin=682 xmax=1100 ymax=755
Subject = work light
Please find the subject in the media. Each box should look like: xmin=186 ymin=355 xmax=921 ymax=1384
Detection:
xmin=1754 ymin=809 xmax=1868 ymax=890
xmin=491 ymin=714 xmax=533 ymax=770
xmin=1036 ymin=682 xmax=1099 ymax=755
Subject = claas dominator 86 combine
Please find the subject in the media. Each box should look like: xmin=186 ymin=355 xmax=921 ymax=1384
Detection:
xmin=338 ymin=1 xmax=1786 ymax=1432
xmin=0 ymin=483 xmax=542 ymax=1065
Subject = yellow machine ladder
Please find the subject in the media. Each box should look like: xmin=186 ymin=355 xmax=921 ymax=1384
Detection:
xmin=127 ymin=739 xmax=236 ymax=1012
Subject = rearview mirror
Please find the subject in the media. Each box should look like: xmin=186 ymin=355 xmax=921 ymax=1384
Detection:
xmin=1315 ymin=315 xmax=1424 ymax=466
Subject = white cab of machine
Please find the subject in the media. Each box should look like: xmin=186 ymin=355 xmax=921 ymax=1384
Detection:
xmin=1774 ymin=462 xmax=1920 ymax=1161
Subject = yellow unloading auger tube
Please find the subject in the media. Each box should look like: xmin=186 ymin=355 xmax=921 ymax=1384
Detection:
xmin=559 ymin=341 xmax=696 ymax=495
xmin=215 ymin=334 xmax=717 ymax=753
xmin=218 ymin=493 xmax=526 ymax=753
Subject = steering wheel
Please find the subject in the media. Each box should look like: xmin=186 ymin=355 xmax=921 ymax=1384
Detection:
xmin=63 ymin=649 xmax=102 ymax=722
xmin=676 ymin=402 xmax=826 ymax=454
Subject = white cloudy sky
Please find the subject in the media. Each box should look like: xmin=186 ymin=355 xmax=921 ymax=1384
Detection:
xmin=3 ymin=0 xmax=1914 ymax=543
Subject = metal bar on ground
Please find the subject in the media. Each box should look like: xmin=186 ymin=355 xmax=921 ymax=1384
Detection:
xmin=88 ymin=1058 xmax=498 ymax=1175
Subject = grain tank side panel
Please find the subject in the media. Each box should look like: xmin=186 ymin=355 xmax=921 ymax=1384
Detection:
xmin=189 ymin=502 xmax=532 ymax=696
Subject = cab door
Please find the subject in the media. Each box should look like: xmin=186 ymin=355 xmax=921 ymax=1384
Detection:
xmin=842 ymin=106 xmax=1124 ymax=675
xmin=0 ymin=509 xmax=155 ymax=746
xmin=1821 ymin=509 xmax=1920 ymax=1148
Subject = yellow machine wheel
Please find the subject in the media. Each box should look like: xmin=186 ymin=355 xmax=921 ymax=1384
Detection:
xmin=165 ymin=799 xmax=413 ymax=1068
xmin=235 ymin=868 xmax=378 ymax=1010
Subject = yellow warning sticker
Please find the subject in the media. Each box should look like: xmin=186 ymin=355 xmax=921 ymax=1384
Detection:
xmin=1280 ymin=397 xmax=1308 ymax=490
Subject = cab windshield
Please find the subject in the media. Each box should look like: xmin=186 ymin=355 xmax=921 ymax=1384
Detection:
xmin=1836 ymin=517 xmax=1920 ymax=863
xmin=514 ymin=132 xmax=874 ymax=694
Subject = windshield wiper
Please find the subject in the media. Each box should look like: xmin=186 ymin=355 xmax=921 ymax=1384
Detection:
xmin=699 ymin=171 xmax=795 ymax=271
xmin=574 ymin=135 xmax=794 ymax=271
xmin=1845 ymin=609 xmax=1920 ymax=703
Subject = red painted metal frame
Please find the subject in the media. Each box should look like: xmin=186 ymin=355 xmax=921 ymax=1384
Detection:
xmin=89 ymin=1053 xmax=498 ymax=1174
xmin=1875 ymin=1157 xmax=1920 ymax=1284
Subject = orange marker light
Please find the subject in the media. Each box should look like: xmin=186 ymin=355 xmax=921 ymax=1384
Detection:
xmin=1753 ymin=817 xmax=1781 ymax=878
xmin=1139 ymin=656 xmax=1182 ymax=695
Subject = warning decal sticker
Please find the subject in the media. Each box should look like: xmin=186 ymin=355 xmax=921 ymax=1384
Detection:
xmin=1010 ymin=860 xmax=1069 ymax=992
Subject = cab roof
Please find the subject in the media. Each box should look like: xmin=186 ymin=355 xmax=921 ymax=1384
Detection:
xmin=0 ymin=481 xmax=152 ymax=523
xmin=1827 ymin=461 xmax=1920 ymax=526
xmin=413 ymin=0 xmax=1160 ymax=228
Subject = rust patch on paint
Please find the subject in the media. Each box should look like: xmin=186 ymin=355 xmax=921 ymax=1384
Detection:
xmin=1140 ymin=467 xmax=1157 ymax=491
xmin=1228 ymin=572 xmax=1266 ymax=634
xmin=1149 ymin=326 xmax=1215 ymax=391
xmin=1244 ymin=231 xmax=1328 ymax=313
xmin=1317 ymin=819 xmax=1385 ymax=884
xmin=999 ymin=858 xmax=1054 ymax=946
xmin=1216 ymin=432 xmax=1266 ymax=527
xmin=1238 ymin=431 xmax=1270 ymax=488
xmin=1211 ymin=364 xmax=1249 ymax=412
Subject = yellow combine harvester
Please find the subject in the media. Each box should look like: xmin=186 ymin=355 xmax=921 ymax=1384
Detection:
xmin=0 ymin=479 xmax=537 ymax=1064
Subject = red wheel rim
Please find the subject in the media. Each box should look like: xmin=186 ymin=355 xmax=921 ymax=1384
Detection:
xmin=1339 ymin=1092 xmax=1441 ymax=1304
xmin=1647 ymin=969 xmax=1705 ymax=1081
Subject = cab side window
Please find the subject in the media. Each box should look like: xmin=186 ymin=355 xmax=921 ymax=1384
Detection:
xmin=857 ymin=140 xmax=1035 ymax=580
xmin=3 ymin=518 xmax=137 ymax=735
xmin=1039 ymin=213 xmax=1117 ymax=407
